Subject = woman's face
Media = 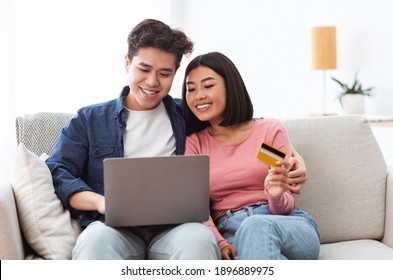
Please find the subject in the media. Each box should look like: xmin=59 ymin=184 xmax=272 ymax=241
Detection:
xmin=185 ymin=66 xmax=227 ymax=125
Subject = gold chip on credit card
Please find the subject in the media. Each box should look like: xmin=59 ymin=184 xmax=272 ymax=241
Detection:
xmin=256 ymin=142 xmax=286 ymax=167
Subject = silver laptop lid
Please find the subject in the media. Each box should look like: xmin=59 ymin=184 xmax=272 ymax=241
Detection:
xmin=103 ymin=155 xmax=209 ymax=227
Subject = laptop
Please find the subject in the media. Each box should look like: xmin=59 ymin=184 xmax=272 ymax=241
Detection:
xmin=103 ymin=155 xmax=209 ymax=227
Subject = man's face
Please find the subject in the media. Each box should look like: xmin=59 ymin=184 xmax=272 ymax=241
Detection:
xmin=124 ymin=47 xmax=177 ymax=111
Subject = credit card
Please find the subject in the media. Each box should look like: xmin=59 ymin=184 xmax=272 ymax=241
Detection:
xmin=256 ymin=142 xmax=286 ymax=167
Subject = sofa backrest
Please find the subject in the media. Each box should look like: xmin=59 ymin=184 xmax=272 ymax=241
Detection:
xmin=283 ymin=115 xmax=387 ymax=244
xmin=16 ymin=113 xmax=388 ymax=244
xmin=16 ymin=112 xmax=74 ymax=156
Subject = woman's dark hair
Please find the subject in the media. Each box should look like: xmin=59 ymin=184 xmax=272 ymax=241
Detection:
xmin=127 ymin=19 xmax=194 ymax=70
xmin=182 ymin=52 xmax=254 ymax=136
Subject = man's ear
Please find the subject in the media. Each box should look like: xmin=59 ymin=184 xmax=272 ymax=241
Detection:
xmin=125 ymin=54 xmax=130 ymax=72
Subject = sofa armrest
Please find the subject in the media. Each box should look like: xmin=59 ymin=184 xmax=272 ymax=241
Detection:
xmin=382 ymin=165 xmax=393 ymax=248
xmin=0 ymin=180 xmax=25 ymax=259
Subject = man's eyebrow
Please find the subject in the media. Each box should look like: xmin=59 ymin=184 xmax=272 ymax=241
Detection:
xmin=139 ymin=62 xmax=174 ymax=72
xmin=138 ymin=62 xmax=152 ymax=68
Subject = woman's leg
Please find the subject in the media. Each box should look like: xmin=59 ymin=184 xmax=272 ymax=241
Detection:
xmin=234 ymin=211 xmax=320 ymax=260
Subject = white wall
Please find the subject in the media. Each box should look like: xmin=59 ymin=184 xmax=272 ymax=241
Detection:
xmin=2 ymin=0 xmax=393 ymax=177
xmin=1 ymin=0 xmax=173 ymax=177
xmin=174 ymin=0 xmax=393 ymax=119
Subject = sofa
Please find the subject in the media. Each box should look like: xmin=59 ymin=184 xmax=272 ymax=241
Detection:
xmin=1 ymin=112 xmax=392 ymax=259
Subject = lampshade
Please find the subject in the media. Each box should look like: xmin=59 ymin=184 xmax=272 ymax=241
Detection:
xmin=312 ymin=26 xmax=337 ymax=70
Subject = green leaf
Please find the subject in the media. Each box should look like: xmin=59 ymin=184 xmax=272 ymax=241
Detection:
xmin=330 ymin=71 xmax=374 ymax=97
xmin=331 ymin=77 xmax=345 ymax=88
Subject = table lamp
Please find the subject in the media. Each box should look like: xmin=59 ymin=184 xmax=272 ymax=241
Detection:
xmin=312 ymin=26 xmax=337 ymax=115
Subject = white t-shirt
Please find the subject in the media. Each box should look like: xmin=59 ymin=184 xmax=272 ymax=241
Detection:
xmin=123 ymin=101 xmax=176 ymax=158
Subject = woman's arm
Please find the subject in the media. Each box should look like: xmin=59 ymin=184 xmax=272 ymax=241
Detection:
xmin=265 ymin=160 xmax=294 ymax=214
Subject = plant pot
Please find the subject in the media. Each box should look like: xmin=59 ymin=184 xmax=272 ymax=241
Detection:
xmin=342 ymin=94 xmax=365 ymax=114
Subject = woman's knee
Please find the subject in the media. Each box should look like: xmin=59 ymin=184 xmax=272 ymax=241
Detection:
xmin=238 ymin=215 xmax=270 ymax=233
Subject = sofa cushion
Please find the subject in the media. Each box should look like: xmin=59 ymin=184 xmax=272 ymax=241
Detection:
xmin=0 ymin=181 xmax=25 ymax=259
xmin=283 ymin=116 xmax=387 ymax=243
xmin=320 ymin=240 xmax=393 ymax=259
xmin=9 ymin=143 xmax=81 ymax=259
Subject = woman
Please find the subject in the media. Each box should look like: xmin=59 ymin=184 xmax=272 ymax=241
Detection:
xmin=182 ymin=52 xmax=320 ymax=260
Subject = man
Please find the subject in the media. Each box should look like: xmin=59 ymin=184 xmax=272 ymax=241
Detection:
xmin=46 ymin=19 xmax=307 ymax=260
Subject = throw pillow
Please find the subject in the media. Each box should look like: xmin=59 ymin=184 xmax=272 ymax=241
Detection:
xmin=9 ymin=143 xmax=81 ymax=259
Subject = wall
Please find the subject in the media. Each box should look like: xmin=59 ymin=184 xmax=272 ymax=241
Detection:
xmin=2 ymin=0 xmax=393 ymax=177
xmin=174 ymin=0 xmax=393 ymax=119
xmin=1 ymin=0 xmax=173 ymax=177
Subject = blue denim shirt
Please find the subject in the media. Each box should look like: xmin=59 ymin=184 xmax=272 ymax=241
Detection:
xmin=46 ymin=86 xmax=185 ymax=228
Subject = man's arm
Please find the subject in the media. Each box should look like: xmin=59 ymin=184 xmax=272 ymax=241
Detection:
xmin=46 ymin=113 xmax=95 ymax=217
xmin=69 ymin=191 xmax=105 ymax=215
xmin=287 ymin=144 xmax=308 ymax=194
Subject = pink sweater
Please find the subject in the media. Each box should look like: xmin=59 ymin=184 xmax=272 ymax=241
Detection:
xmin=185 ymin=119 xmax=295 ymax=250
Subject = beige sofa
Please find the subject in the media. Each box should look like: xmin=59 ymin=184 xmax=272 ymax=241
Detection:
xmin=1 ymin=113 xmax=393 ymax=259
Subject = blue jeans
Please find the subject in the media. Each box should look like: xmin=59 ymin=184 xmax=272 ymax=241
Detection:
xmin=215 ymin=203 xmax=320 ymax=260
xmin=72 ymin=221 xmax=220 ymax=259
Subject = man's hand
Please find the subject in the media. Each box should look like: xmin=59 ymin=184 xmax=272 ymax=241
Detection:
xmin=287 ymin=146 xmax=308 ymax=194
xmin=95 ymin=196 xmax=105 ymax=215
xmin=221 ymin=244 xmax=238 ymax=260
xmin=69 ymin=191 xmax=106 ymax=214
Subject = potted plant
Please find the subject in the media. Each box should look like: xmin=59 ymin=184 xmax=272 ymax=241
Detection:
xmin=331 ymin=71 xmax=374 ymax=114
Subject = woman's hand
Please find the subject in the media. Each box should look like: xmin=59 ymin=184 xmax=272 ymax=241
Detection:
xmin=221 ymin=244 xmax=238 ymax=260
xmin=265 ymin=160 xmax=290 ymax=198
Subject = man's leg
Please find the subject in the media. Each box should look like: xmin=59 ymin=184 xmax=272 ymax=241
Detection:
xmin=148 ymin=223 xmax=220 ymax=260
xmin=72 ymin=221 xmax=146 ymax=260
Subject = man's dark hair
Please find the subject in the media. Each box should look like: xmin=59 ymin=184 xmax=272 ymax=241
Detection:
xmin=127 ymin=19 xmax=194 ymax=70
xmin=182 ymin=52 xmax=254 ymax=136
